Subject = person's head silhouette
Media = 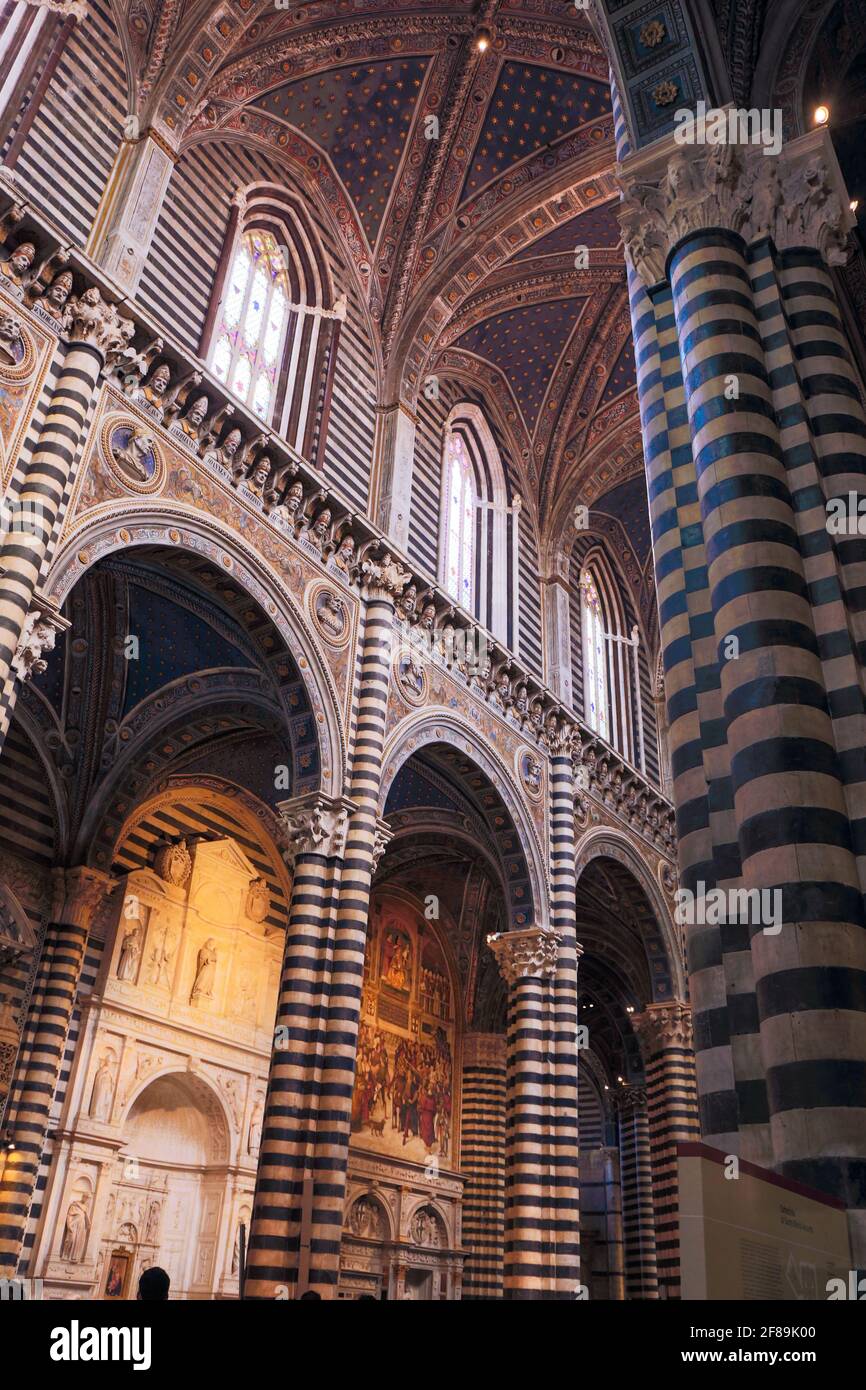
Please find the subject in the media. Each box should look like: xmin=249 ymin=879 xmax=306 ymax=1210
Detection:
xmin=137 ymin=1266 xmax=170 ymax=1301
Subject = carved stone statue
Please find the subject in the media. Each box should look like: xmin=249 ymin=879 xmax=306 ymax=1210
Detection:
xmin=333 ymin=535 xmax=356 ymax=572
xmin=190 ymin=938 xmax=218 ymax=1005
xmin=178 ymin=394 xmax=209 ymax=441
xmin=271 ymin=480 xmax=304 ymax=527
xmin=60 ymin=1197 xmax=89 ymax=1262
xmin=138 ymin=362 xmax=171 ymax=409
xmin=38 ymin=268 xmax=73 ymax=323
xmin=147 ymin=924 xmax=175 ymax=988
xmin=116 ymin=918 xmax=143 ymax=982
xmin=307 ymin=506 xmax=332 ymax=552
xmin=397 ymin=583 xmax=418 ymax=620
xmin=211 ymin=426 xmax=242 ymax=470
xmin=145 ymin=1201 xmax=161 ymax=1244
xmin=11 ymin=609 xmax=60 ymax=682
xmin=247 ymin=1101 xmax=262 ymax=1155
xmin=245 ymin=877 xmax=269 ymax=923
xmin=246 ymin=455 xmax=272 ymax=497
xmin=0 ymin=311 xmax=23 ymax=365
xmin=88 ymin=1052 xmax=115 ymax=1122
xmin=0 ymin=240 xmax=35 ymax=287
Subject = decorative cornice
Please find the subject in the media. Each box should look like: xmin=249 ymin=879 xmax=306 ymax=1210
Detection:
xmin=278 ymin=792 xmax=353 ymax=865
xmin=487 ymin=925 xmax=561 ymax=986
xmin=617 ymin=124 xmax=855 ymax=288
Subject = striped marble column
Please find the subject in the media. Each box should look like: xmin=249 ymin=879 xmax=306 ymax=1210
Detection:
xmin=613 ymin=1084 xmax=659 ymax=1300
xmin=244 ymin=793 xmax=349 ymax=1300
xmin=547 ymin=726 xmax=581 ymax=1296
xmin=309 ymin=553 xmax=410 ymax=1296
xmin=632 ymin=1002 xmax=699 ymax=1299
xmin=0 ymin=288 xmax=128 ymax=753
xmin=460 ymin=1031 xmax=506 ymax=1299
xmin=489 ymin=924 xmax=580 ymax=1299
xmin=0 ymin=865 xmax=108 ymax=1276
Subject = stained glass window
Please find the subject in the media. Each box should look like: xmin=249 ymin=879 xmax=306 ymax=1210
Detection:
xmin=211 ymin=231 xmax=289 ymax=422
xmin=443 ymin=431 xmax=475 ymax=609
xmin=581 ymin=568 xmax=609 ymax=740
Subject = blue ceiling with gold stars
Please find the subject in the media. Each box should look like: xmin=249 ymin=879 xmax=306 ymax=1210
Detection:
xmin=515 ymin=201 xmax=622 ymax=260
xmin=253 ymin=57 xmax=428 ymax=245
xmin=595 ymin=474 xmax=651 ymax=562
xmin=455 ymin=297 xmax=583 ymax=435
xmin=461 ymin=62 xmax=610 ymax=202
xmin=600 ymin=335 xmax=636 ymax=406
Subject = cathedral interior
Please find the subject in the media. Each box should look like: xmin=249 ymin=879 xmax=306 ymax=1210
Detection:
xmin=0 ymin=0 xmax=865 ymax=1305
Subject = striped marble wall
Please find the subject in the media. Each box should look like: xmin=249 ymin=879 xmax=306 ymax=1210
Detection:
xmin=8 ymin=0 xmax=127 ymax=246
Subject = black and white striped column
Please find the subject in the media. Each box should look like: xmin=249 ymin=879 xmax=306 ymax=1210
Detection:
xmin=0 ymin=288 xmax=128 ymax=753
xmin=632 ymin=1002 xmax=699 ymax=1299
xmin=613 ymin=1084 xmax=659 ymax=1300
xmin=308 ymin=554 xmax=410 ymax=1296
xmin=489 ymin=923 xmax=580 ymax=1299
xmin=245 ymin=793 xmax=349 ymax=1300
xmin=460 ymin=1031 xmax=506 ymax=1299
xmin=0 ymin=866 xmax=108 ymax=1276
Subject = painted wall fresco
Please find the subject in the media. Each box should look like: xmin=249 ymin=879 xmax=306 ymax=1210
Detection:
xmin=351 ymin=891 xmax=455 ymax=1167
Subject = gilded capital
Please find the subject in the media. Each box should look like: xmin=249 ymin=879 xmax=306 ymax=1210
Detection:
xmin=487 ymin=926 xmax=562 ymax=986
xmin=631 ymin=1000 xmax=693 ymax=1059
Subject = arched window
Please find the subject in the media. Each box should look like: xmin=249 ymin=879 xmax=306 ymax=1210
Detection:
xmin=581 ymin=568 xmax=609 ymax=741
xmin=204 ymin=186 xmax=344 ymax=457
xmin=443 ymin=429 xmax=476 ymax=610
xmin=437 ymin=403 xmax=518 ymax=645
xmin=211 ymin=229 xmax=289 ymax=422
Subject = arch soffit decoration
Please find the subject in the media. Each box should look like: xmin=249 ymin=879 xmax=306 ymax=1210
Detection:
xmin=44 ymin=506 xmax=347 ymax=800
xmin=574 ymin=826 xmax=684 ymax=1001
xmin=380 ymin=708 xmax=546 ymax=930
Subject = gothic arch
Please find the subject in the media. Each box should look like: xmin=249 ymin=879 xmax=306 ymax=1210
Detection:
xmin=380 ymin=709 xmax=546 ymax=932
xmin=44 ymin=504 xmax=347 ymax=799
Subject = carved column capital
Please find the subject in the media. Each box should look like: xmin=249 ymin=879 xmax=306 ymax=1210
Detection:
xmin=370 ymin=818 xmax=393 ymax=875
xmin=359 ymin=550 xmax=412 ymax=604
xmin=277 ymin=792 xmax=354 ymax=867
xmin=64 ymin=287 xmax=133 ymax=359
xmin=56 ymin=866 xmax=113 ymax=926
xmin=611 ymin=1083 xmax=648 ymax=1116
xmin=487 ymin=926 xmax=562 ymax=986
xmin=631 ymin=1000 xmax=693 ymax=1059
xmin=617 ymin=123 xmax=855 ymax=286
xmin=11 ymin=592 xmax=70 ymax=684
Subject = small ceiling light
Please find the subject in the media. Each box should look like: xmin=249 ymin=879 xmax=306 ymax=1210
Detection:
xmin=2 ymin=1134 xmax=16 ymax=1152
xmin=475 ymin=27 xmax=492 ymax=53
xmin=851 ymin=199 xmax=859 ymax=213
xmin=625 ymin=1005 xmax=635 ymax=1014
xmin=814 ymin=104 xmax=830 ymax=126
